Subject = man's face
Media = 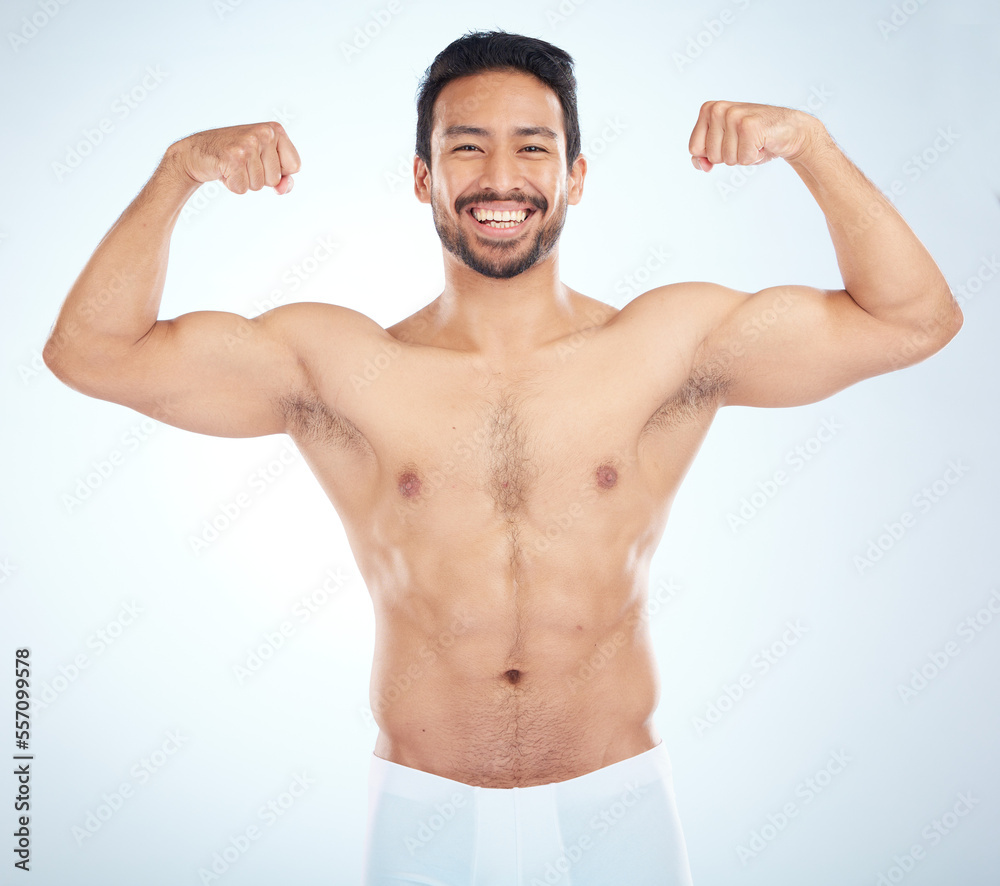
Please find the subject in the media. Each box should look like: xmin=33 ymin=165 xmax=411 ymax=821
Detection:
xmin=414 ymin=70 xmax=586 ymax=280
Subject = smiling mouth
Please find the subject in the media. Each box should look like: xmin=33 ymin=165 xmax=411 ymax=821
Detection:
xmin=468 ymin=207 xmax=535 ymax=230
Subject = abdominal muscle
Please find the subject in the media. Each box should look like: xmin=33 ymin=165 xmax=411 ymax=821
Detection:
xmin=366 ymin=520 xmax=662 ymax=789
xmin=371 ymin=622 xmax=660 ymax=789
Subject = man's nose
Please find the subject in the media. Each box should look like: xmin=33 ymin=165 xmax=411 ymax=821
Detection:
xmin=477 ymin=150 xmax=524 ymax=194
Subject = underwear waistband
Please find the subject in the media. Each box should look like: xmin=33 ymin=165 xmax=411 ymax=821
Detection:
xmin=369 ymin=740 xmax=671 ymax=804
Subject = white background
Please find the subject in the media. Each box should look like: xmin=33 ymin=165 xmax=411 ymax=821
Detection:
xmin=2 ymin=0 xmax=998 ymax=883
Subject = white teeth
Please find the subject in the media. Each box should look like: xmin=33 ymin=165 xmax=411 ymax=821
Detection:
xmin=472 ymin=208 xmax=529 ymax=223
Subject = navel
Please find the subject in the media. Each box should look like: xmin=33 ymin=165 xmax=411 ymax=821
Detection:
xmin=596 ymin=464 xmax=618 ymax=489
xmin=397 ymin=470 xmax=421 ymax=498
xmin=503 ymin=669 xmax=522 ymax=685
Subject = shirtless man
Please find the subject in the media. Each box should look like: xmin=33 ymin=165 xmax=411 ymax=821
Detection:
xmin=44 ymin=30 xmax=961 ymax=886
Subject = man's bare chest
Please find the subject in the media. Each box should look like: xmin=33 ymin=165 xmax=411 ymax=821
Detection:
xmin=288 ymin=339 xmax=720 ymax=526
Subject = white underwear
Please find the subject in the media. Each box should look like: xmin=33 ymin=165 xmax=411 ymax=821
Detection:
xmin=363 ymin=741 xmax=694 ymax=885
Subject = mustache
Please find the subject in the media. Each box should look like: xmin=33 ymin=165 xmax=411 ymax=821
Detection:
xmin=456 ymin=194 xmax=547 ymax=213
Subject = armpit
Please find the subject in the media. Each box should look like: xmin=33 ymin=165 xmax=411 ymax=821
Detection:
xmin=639 ymin=365 xmax=729 ymax=436
xmin=278 ymin=392 xmax=374 ymax=456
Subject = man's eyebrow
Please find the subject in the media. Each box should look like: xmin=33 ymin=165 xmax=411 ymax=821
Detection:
xmin=441 ymin=124 xmax=559 ymax=141
xmin=516 ymin=126 xmax=559 ymax=141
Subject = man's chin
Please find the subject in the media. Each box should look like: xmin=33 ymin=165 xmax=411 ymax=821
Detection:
xmin=461 ymin=255 xmax=535 ymax=280
xmin=470 ymin=237 xmax=522 ymax=253
xmin=448 ymin=237 xmax=544 ymax=279
xmin=469 ymin=263 xmax=532 ymax=280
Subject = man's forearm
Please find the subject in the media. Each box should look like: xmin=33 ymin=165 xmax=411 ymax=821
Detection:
xmin=43 ymin=146 xmax=200 ymax=375
xmin=786 ymin=123 xmax=961 ymax=335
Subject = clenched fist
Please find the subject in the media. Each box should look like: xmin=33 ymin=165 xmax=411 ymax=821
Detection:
xmin=688 ymin=101 xmax=826 ymax=172
xmin=165 ymin=122 xmax=301 ymax=195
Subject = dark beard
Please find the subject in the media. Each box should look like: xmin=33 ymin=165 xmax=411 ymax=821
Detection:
xmin=431 ymin=193 xmax=567 ymax=280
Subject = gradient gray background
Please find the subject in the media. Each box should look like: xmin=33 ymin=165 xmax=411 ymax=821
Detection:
xmin=2 ymin=0 xmax=998 ymax=883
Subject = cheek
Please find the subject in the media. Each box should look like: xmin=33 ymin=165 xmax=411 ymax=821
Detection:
xmin=430 ymin=182 xmax=455 ymax=213
xmin=434 ymin=177 xmax=466 ymax=209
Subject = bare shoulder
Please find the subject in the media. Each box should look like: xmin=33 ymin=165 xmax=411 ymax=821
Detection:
xmin=609 ymin=282 xmax=753 ymax=424
xmin=258 ymin=300 xmax=390 ymax=345
xmin=616 ymin=281 xmax=747 ymax=337
xmin=612 ymin=281 xmax=751 ymax=370
xmin=262 ymin=299 xmax=400 ymax=378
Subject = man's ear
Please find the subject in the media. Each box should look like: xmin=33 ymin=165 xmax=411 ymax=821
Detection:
xmin=414 ymin=155 xmax=431 ymax=204
xmin=567 ymin=154 xmax=587 ymax=205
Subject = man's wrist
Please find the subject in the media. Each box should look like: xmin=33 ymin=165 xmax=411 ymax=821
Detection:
xmin=154 ymin=141 xmax=204 ymax=199
xmin=784 ymin=113 xmax=837 ymax=169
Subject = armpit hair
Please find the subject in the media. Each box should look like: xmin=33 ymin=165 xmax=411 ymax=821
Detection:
xmin=640 ymin=363 xmax=731 ymax=436
xmin=278 ymin=392 xmax=374 ymax=457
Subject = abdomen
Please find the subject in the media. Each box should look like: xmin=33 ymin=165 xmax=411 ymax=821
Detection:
xmin=369 ymin=556 xmax=662 ymax=787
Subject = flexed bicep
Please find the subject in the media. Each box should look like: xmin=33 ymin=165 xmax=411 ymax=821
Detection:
xmin=94 ymin=304 xmax=317 ymax=438
xmin=695 ymin=283 xmax=934 ymax=408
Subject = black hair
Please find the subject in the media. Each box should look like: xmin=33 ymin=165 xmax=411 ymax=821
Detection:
xmin=415 ymin=30 xmax=581 ymax=171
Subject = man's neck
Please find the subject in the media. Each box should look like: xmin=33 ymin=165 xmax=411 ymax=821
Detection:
xmin=430 ymin=252 xmax=576 ymax=360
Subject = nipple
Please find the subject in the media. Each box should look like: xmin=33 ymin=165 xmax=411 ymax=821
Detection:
xmin=596 ymin=464 xmax=618 ymax=489
xmin=398 ymin=471 xmax=421 ymax=498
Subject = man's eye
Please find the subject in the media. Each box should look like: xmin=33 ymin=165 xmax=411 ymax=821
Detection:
xmin=521 ymin=146 xmax=546 ymax=152
xmin=454 ymin=145 xmax=481 ymax=151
